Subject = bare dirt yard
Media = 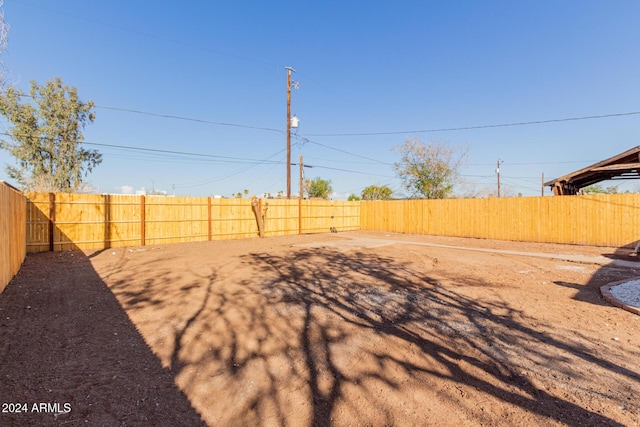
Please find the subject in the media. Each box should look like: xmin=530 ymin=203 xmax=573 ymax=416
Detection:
xmin=1 ymin=231 xmax=639 ymax=426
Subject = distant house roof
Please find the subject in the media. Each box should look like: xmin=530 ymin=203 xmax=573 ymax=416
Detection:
xmin=544 ymin=146 xmax=640 ymax=195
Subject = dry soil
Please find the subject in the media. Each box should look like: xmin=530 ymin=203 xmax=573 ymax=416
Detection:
xmin=1 ymin=231 xmax=639 ymax=426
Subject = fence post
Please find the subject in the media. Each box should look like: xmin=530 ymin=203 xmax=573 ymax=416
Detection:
xmin=140 ymin=195 xmax=146 ymax=246
xmin=104 ymin=194 xmax=110 ymax=249
xmin=298 ymin=198 xmax=302 ymax=234
xmin=208 ymin=196 xmax=212 ymax=241
xmin=48 ymin=192 xmax=55 ymax=252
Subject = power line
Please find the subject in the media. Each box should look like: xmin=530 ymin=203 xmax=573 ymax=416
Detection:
xmin=303 ymin=111 xmax=640 ymax=137
xmin=293 ymin=135 xmax=392 ymax=165
xmin=0 ymin=130 xmax=395 ymax=179
xmin=0 ymin=132 xmax=285 ymax=165
xmin=176 ymin=149 xmax=287 ymax=188
xmin=459 ymin=174 xmax=495 ymax=178
xmin=96 ymin=105 xmax=284 ymax=134
xmin=466 ymin=159 xmax=600 ymax=166
xmin=1 ymin=131 xmax=398 ymax=184
xmin=5 ymin=91 xmax=638 ymax=169
xmin=303 ymin=156 xmax=385 ymax=165
xmin=1 ymin=91 xmax=286 ymax=134
xmin=242 ymin=153 xmax=288 ymax=190
xmin=311 ymin=164 xmax=395 ymax=179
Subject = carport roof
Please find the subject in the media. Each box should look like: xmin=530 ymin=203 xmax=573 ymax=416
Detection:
xmin=544 ymin=146 xmax=640 ymax=195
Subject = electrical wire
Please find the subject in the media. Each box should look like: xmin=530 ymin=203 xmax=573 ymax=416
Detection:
xmin=310 ymin=164 xmax=395 ymax=178
xmin=1 ymin=92 xmax=285 ymax=134
xmin=4 ymin=93 xmax=637 ymax=169
xmin=0 ymin=131 xmax=397 ymax=183
xmin=83 ymin=141 xmax=284 ymax=164
xmin=302 ymin=156 xmax=387 ymax=165
xmin=242 ymin=153 xmax=288 ymax=190
xmin=0 ymin=132 xmax=284 ymax=165
xmin=303 ymin=111 xmax=640 ymax=137
xmin=95 ymin=105 xmax=284 ymax=134
xmin=293 ymin=135 xmax=392 ymax=165
xmin=175 ymin=148 xmax=288 ymax=188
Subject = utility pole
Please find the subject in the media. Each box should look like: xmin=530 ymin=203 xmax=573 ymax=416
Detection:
xmin=496 ymin=160 xmax=502 ymax=198
xmin=541 ymin=172 xmax=545 ymax=196
xmin=285 ymin=66 xmax=296 ymax=199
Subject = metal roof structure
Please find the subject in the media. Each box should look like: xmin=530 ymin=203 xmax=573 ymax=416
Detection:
xmin=544 ymin=146 xmax=640 ymax=195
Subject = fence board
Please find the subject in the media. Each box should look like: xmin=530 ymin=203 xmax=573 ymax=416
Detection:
xmin=361 ymin=195 xmax=640 ymax=247
xmin=1 ymin=182 xmax=26 ymax=293
xmin=211 ymin=198 xmax=257 ymax=240
xmin=264 ymin=199 xmax=298 ymax=236
xmin=300 ymin=200 xmax=360 ymax=234
xmin=24 ymin=192 xmax=640 ymax=252
xmin=145 ymin=196 xmax=210 ymax=245
xmin=25 ymin=193 xmax=363 ymax=252
xmin=25 ymin=192 xmax=50 ymax=252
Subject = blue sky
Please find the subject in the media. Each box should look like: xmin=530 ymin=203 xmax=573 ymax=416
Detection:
xmin=1 ymin=1 xmax=639 ymax=198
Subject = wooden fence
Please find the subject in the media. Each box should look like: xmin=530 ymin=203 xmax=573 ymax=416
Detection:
xmin=1 ymin=182 xmax=26 ymax=293
xmin=25 ymin=193 xmax=360 ymax=252
xmin=361 ymin=194 xmax=640 ymax=247
xmin=20 ymin=192 xmax=640 ymax=255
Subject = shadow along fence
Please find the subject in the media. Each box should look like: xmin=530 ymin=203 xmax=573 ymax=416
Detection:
xmin=6 ymin=190 xmax=638 ymax=266
xmin=361 ymin=194 xmax=640 ymax=248
xmin=1 ymin=182 xmax=26 ymax=293
xmin=25 ymin=193 xmax=360 ymax=252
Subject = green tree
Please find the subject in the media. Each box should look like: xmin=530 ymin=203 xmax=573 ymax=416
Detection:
xmin=347 ymin=194 xmax=361 ymax=201
xmin=0 ymin=77 xmax=101 ymax=191
xmin=582 ymin=184 xmax=622 ymax=194
xmin=307 ymin=177 xmax=332 ymax=199
xmin=361 ymin=184 xmax=393 ymax=200
xmin=393 ymin=137 xmax=466 ymax=199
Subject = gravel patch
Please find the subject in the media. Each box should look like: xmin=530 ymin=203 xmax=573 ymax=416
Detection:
xmin=610 ymin=280 xmax=640 ymax=309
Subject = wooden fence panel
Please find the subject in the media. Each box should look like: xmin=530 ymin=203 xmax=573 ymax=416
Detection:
xmin=25 ymin=192 xmax=639 ymax=252
xmin=361 ymin=194 xmax=640 ymax=247
xmin=54 ymin=193 xmax=106 ymax=251
xmin=211 ymin=198 xmax=257 ymax=240
xmin=1 ymin=182 xmax=26 ymax=293
xmin=300 ymin=200 xmax=360 ymax=234
xmin=105 ymin=194 xmax=142 ymax=247
xmin=26 ymin=192 xmax=50 ymax=252
xmin=264 ymin=199 xmax=298 ymax=237
xmin=145 ymin=196 xmax=209 ymax=245
xmin=333 ymin=201 xmax=361 ymax=232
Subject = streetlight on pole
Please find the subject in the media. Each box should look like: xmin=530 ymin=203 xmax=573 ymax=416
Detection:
xmin=285 ymin=66 xmax=296 ymax=199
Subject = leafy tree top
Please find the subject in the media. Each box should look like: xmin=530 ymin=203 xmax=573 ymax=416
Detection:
xmin=581 ymin=184 xmax=623 ymax=194
xmin=0 ymin=77 xmax=101 ymax=191
xmin=307 ymin=177 xmax=332 ymax=199
xmin=361 ymin=184 xmax=393 ymax=200
xmin=393 ymin=137 xmax=466 ymax=199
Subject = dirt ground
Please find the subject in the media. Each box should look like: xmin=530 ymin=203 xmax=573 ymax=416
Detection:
xmin=1 ymin=231 xmax=639 ymax=426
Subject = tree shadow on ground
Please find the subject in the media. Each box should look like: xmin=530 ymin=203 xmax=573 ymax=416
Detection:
xmin=554 ymin=240 xmax=640 ymax=306
xmin=243 ymin=249 xmax=639 ymax=426
xmin=98 ymin=242 xmax=640 ymax=426
xmin=0 ymin=251 xmax=206 ymax=427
